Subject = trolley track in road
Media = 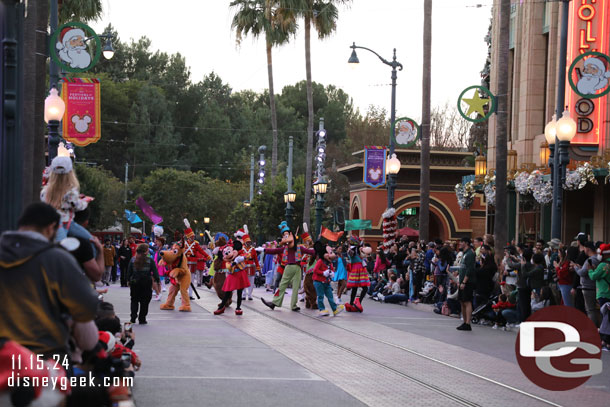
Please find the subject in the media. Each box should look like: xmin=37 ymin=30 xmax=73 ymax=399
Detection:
xmin=241 ymin=294 xmax=562 ymax=407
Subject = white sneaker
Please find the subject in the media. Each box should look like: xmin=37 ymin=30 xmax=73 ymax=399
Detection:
xmin=336 ymin=298 xmax=343 ymax=304
xmin=162 ymin=287 xmax=167 ymax=292
xmin=378 ymin=294 xmax=385 ymax=302
xmin=492 ymin=324 xmax=499 ymax=329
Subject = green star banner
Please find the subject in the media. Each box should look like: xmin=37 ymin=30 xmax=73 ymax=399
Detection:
xmin=345 ymin=219 xmax=372 ymax=231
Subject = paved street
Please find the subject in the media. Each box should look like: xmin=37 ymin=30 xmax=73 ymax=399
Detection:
xmin=105 ymin=285 xmax=609 ymax=407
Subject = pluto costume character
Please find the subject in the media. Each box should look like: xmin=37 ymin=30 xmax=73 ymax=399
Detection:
xmin=159 ymin=240 xmax=192 ymax=312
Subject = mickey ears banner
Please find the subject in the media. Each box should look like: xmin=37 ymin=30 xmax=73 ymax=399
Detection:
xmin=363 ymin=146 xmax=387 ymax=189
xmin=457 ymin=85 xmax=496 ymax=123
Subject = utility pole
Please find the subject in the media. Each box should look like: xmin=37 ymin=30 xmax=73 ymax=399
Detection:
xmin=249 ymin=152 xmax=255 ymax=203
xmin=419 ymin=0 xmax=432 ymax=242
xmin=47 ymin=0 xmax=60 ymax=163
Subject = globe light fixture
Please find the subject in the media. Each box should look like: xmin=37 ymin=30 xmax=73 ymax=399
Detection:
xmin=348 ymin=43 xmax=360 ymax=65
xmin=556 ymin=110 xmax=577 ymax=142
xmin=544 ymin=114 xmax=557 ymax=145
xmin=386 ymin=153 xmax=401 ymax=175
xmin=102 ymin=38 xmax=115 ymax=59
xmin=44 ymin=88 xmax=65 ymax=123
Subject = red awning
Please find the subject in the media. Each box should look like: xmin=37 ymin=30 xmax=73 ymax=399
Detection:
xmin=397 ymin=227 xmax=419 ymax=238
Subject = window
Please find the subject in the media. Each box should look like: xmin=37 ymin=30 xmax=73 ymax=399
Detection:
xmin=542 ymin=1 xmax=552 ymax=34
xmin=509 ymin=3 xmax=518 ymax=49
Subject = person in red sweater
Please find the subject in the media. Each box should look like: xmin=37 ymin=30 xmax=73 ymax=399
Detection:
xmin=491 ymin=293 xmax=516 ymax=330
xmin=554 ymin=247 xmax=574 ymax=307
xmin=312 ymin=241 xmax=345 ymax=317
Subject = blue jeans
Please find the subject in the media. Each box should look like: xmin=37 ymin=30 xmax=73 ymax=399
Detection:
xmin=56 ymin=221 xmax=97 ymax=257
xmin=265 ymin=269 xmax=274 ymax=286
xmin=558 ymin=284 xmax=573 ymax=307
xmin=383 ymin=293 xmax=408 ymax=303
xmin=502 ymin=308 xmax=519 ymax=324
xmin=313 ymin=281 xmax=337 ymax=312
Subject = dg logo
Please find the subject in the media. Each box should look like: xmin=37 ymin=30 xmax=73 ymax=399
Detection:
xmin=516 ymin=305 xmax=602 ymax=391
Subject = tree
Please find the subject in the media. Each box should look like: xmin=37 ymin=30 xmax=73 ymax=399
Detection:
xmin=75 ymin=164 xmax=124 ymax=230
xmin=419 ymin=0 xmax=432 ymax=242
xmin=429 ymin=104 xmax=471 ymax=149
xmin=294 ymin=0 xmax=350 ymax=229
xmin=494 ymin=0 xmax=510 ymax=256
xmin=230 ymin=0 xmax=297 ymax=181
xmin=58 ymin=0 xmax=102 ymax=24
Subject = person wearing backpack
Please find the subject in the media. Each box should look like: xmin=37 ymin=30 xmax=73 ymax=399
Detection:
xmin=589 ymin=244 xmax=610 ymax=310
xmin=127 ymin=243 xmax=160 ymax=324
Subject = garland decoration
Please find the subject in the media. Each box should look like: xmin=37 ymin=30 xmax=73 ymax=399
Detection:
xmin=514 ymin=171 xmax=531 ymax=194
xmin=455 ymin=181 xmax=476 ymax=210
xmin=483 ymin=174 xmax=496 ymax=206
xmin=528 ymin=170 xmax=553 ymax=205
xmin=564 ymin=162 xmax=598 ymax=190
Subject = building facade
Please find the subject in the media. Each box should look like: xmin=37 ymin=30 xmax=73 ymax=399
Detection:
xmin=487 ymin=0 xmax=610 ymax=243
xmin=339 ymin=149 xmax=484 ymax=247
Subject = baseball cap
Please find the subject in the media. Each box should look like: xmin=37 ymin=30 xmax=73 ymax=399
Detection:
xmin=49 ymin=156 xmax=73 ymax=174
xmin=574 ymin=232 xmax=587 ymax=244
xmin=583 ymin=241 xmax=596 ymax=251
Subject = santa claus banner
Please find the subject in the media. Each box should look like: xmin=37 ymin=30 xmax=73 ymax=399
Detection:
xmin=50 ymin=22 xmax=101 ymax=72
xmin=566 ymin=0 xmax=610 ymax=146
xmin=363 ymin=146 xmax=387 ymax=189
xmin=61 ymin=78 xmax=101 ymax=147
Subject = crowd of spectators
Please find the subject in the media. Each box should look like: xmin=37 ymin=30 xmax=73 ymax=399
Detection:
xmin=347 ymin=232 xmax=610 ymax=344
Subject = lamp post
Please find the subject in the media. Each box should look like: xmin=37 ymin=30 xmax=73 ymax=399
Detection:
xmin=313 ymin=178 xmax=328 ymax=239
xmin=257 ymin=145 xmax=267 ymax=195
xmin=284 ymin=190 xmax=296 ymax=230
xmin=44 ymin=88 xmax=66 ymax=163
xmin=249 ymin=152 xmax=255 ymax=203
xmin=547 ymin=111 xmax=577 ymax=239
xmin=474 ymin=154 xmax=487 ymax=184
xmin=349 ymin=42 xmax=403 ymax=208
xmin=386 ymin=153 xmax=401 ymax=207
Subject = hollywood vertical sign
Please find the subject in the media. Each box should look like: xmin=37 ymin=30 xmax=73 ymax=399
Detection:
xmin=566 ymin=0 xmax=610 ymax=147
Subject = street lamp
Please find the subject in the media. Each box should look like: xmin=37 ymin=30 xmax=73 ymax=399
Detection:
xmin=474 ymin=155 xmax=487 ymax=183
xmin=539 ymin=141 xmax=550 ymax=168
xmin=507 ymin=149 xmax=518 ymax=180
xmin=243 ymin=200 xmax=250 ymax=208
xmin=314 ymin=178 xmax=328 ymax=238
xmin=44 ymin=88 xmax=66 ymax=163
xmin=348 ymin=42 xmax=402 ymax=208
xmin=284 ymin=190 xmax=296 ymax=230
xmin=100 ymin=32 xmax=115 ymax=60
xmin=386 ymin=153 xmax=401 ymax=206
xmin=549 ymin=110 xmax=577 ymax=239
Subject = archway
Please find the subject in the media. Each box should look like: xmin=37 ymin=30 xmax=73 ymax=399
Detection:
xmin=351 ymin=197 xmax=361 ymax=237
xmin=393 ymin=195 xmax=459 ymax=241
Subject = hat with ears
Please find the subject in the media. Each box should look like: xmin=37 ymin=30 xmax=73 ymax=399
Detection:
xmin=49 ymin=156 xmax=73 ymax=174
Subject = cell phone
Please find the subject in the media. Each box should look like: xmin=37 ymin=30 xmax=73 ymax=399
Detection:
xmin=121 ymin=352 xmax=132 ymax=368
xmin=123 ymin=322 xmax=132 ymax=333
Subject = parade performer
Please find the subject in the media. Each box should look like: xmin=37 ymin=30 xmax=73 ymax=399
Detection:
xmin=261 ymin=222 xmax=315 ymax=311
xmin=214 ymin=241 xmax=249 ymax=315
xmin=345 ymin=236 xmax=372 ymax=313
xmin=159 ymin=239 xmax=192 ymax=312
xmin=211 ymin=234 xmax=232 ymax=307
xmin=312 ymin=241 xmax=344 ymax=317
xmin=183 ymin=219 xmax=211 ymax=295
xmin=300 ymin=224 xmax=317 ymax=309
xmin=241 ymin=226 xmax=260 ymax=301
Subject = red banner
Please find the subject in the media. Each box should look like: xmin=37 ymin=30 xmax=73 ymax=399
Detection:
xmin=61 ymin=78 xmax=101 ymax=147
xmin=320 ymin=227 xmax=344 ymax=242
xmin=566 ymin=0 xmax=609 ymax=146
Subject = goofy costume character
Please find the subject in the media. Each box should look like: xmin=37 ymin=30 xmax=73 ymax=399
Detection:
xmin=261 ymin=221 xmax=315 ymax=312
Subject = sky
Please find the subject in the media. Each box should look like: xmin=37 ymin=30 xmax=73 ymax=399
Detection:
xmin=91 ymin=0 xmax=493 ymax=120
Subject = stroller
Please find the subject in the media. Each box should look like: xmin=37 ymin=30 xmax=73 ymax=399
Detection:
xmin=420 ymin=285 xmax=438 ymax=304
xmin=471 ymin=294 xmax=498 ymax=324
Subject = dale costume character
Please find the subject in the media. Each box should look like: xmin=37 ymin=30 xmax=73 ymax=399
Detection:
xmin=159 ymin=240 xmax=192 ymax=312
xmin=345 ymin=236 xmax=373 ymax=313
xmin=214 ymin=241 xmax=249 ymax=315
xmin=211 ymin=234 xmax=232 ymax=307
xmin=261 ymin=222 xmax=315 ymax=311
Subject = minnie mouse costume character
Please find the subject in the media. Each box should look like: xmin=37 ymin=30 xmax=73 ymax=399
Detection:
xmin=345 ymin=236 xmax=372 ymax=313
xmin=214 ymin=241 xmax=249 ymax=315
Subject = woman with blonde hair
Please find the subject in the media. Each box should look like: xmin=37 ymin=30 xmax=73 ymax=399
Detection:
xmin=41 ymin=156 xmax=91 ymax=242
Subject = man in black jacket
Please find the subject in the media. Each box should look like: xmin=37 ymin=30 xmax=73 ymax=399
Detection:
xmin=0 ymin=203 xmax=99 ymax=358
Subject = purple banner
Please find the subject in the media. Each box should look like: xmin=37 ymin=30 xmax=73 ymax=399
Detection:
xmin=135 ymin=197 xmax=163 ymax=224
xmin=363 ymin=146 xmax=387 ymax=189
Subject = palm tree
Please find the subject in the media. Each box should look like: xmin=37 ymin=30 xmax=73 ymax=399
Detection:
xmin=419 ymin=0 xmax=432 ymax=242
xmin=230 ymin=0 xmax=296 ymax=181
xmin=494 ymin=0 xmax=510 ymax=254
xmin=296 ymin=0 xmax=349 ymax=227
xmin=58 ymin=0 xmax=103 ymax=24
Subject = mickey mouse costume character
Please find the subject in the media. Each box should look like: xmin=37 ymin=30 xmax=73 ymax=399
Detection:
xmin=312 ymin=241 xmax=345 ymax=317
xmin=260 ymin=222 xmax=315 ymax=311
xmin=214 ymin=240 xmax=249 ymax=315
